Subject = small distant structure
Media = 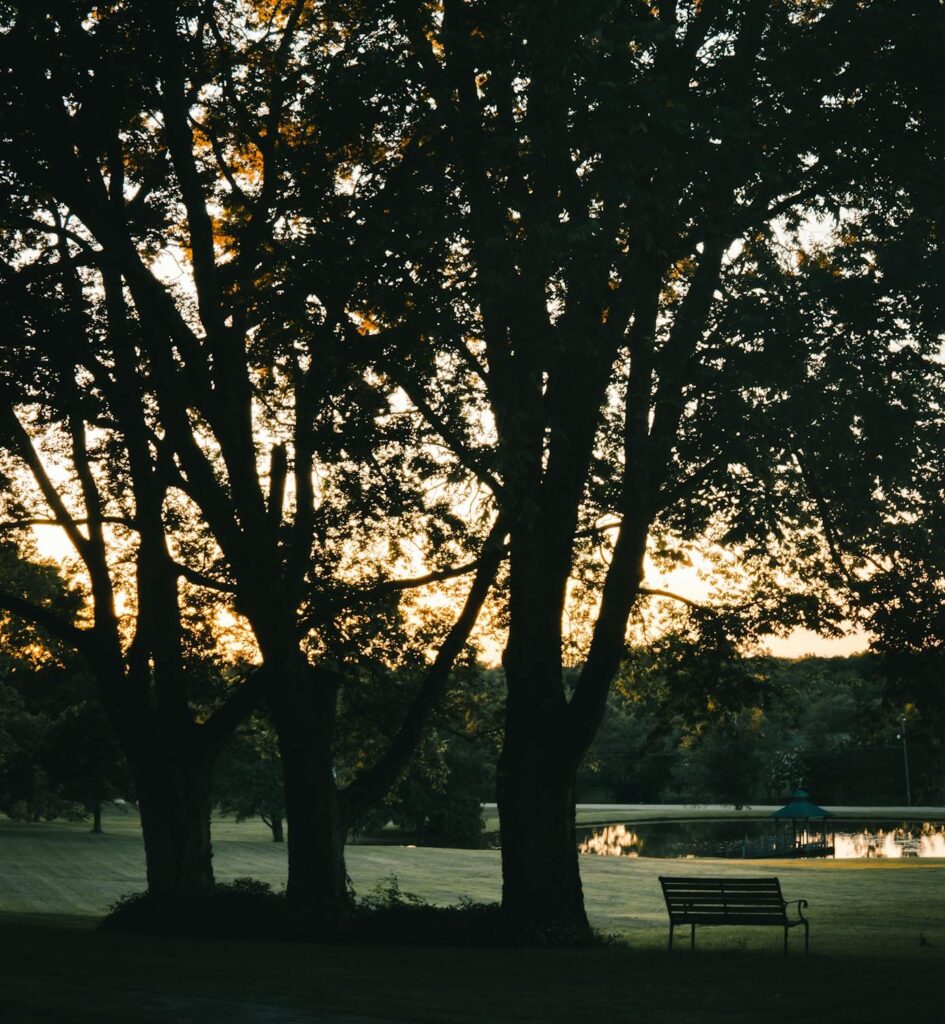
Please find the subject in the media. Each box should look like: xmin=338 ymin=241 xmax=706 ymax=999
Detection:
xmin=770 ymin=789 xmax=835 ymax=858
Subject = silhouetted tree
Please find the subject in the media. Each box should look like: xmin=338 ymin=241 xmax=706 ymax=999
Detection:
xmin=349 ymin=0 xmax=943 ymax=935
xmin=0 ymin=0 xmax=504 ymax=915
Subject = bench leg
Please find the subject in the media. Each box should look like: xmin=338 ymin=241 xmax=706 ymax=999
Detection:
xmin=691 ymin=924 xmax=696 ymax=951
xmin=783 ymin=927 xmax=788 ymax=956
xmin=804 ymin=920 xmax=809 ymax=954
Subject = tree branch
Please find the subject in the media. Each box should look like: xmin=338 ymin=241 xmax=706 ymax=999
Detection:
xmin=0 ymin=588 xmax=98 ymax=661
xmin=0 ymin=516 xmax=133 ymax=534
xmin=173 ymin=560 xmax=237 ymax=593
xmin=198 ymin=666 xmax=269 ymax=754
xmin=370 ymin=326 xmax=504 ymax=498
xmin=0 ymin=401 xmax=90 ymax=559
xmin=343 ymin=513 xmax=507 ymax=816
xmin=638 ymin=586 xmax=704 ymax=610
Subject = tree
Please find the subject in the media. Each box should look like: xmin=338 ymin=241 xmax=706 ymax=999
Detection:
xmin=0 ymin=541 xmax=131 ymax=828
xmin=350 ymin=664 xmax=503 ymax=847
xmin=0 ymin=0 xmax=504 ymax=915
xmin=4 ymin=0 xmax=939 ymax=937
xmin=214 ymin=713 xmax=286 ymax=842
xmin=0 ymin=4 xmax=270 ymax=890
xmin=667 ymin=3 xmax=945 ymax=802
xmin=586 ymin=647 xmax=901 ymax=806
xmin=0 ymin=371 xmax=259 ymax=897
xmin=345 ymin=0 xmax=937 ymax=934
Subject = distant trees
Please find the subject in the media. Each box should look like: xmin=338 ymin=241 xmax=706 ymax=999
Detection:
xmin=214 ymin=715 xmax=286 ymax=842
xmin=580 ymin=650 xmax=902 ymax=807
xmin=0 ymin=543 xmax=131 ymax=827
xmin=351 ymin=667 xmax=504 ymax=848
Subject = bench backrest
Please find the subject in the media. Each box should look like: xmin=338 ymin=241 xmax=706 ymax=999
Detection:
xmin=659 ymin=876 xmax=786 ymax=922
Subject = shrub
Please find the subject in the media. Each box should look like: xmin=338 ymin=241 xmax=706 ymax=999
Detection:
xmin=101 ymin=877 xmax=286 ymax=939
xmin=100 ymin=874 xmax=614 ymax=949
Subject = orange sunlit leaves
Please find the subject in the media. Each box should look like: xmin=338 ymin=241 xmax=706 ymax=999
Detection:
xmin=645 ymin=1 xmax=704 ymax=19
xmin=797 ymin=249 xmax=841 ymax=276
xmin=279 ymin=121 xmax=318 ymax=147
xmin=211 ymin=215 xmax=240 ymax=256
xmin=668 ymin=256 xmax=696 ymax=281
xmin=425 ymin=30 xmax=445 ymax=60
xmin=0 ymin=633 xmax=57 ymax=669
xmin=230 ymin=142 xmax=265 ymax=185
xmin=661 ymin=255 xmax=696 ymax=303
xmin=356 ymin=313 xmax=382 ymax=336
xmin=248 ymin=0 xmax=317 ymax=30
xmin=788 ymin=0 xmax=833 ymax=24
xmin=192 ymin=120 xmax=267 ymax=189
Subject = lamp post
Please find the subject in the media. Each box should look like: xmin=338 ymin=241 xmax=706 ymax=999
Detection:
xmin=897 ymin=715 xmax=912 ymax=807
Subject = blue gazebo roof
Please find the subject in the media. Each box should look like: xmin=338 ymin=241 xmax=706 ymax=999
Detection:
xmin=770 ymin=789 xmax=833 ymax=820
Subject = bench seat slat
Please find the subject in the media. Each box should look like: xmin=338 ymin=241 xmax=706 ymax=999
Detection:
xmin=663 ymin=897 xmax=790 ymax=905
xmin=663 ymin=897 xmax=786 ymax=905
xmin=671 ymin=921 xmax=790 ymax=929
xmin=663 ymin=887 xmax=782 ymax=893
xmin=661 ymin=877 xmax=781 ymax=885
xmin=666 ymin=908 xmax=786 ymax=917
xmin=676 ymin=910 xmax=785 ymax=918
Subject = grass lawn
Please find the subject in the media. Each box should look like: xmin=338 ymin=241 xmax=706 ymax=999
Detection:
xmin=1 ymin=813 xmax=944 ymax=1021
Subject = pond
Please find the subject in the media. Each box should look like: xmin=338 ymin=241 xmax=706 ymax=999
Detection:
xmin=576 ymin=820 xmax=945 ymax=859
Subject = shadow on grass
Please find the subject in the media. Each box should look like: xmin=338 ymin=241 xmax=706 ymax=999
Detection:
xmin=2 ymin=911 xmax=942 ymax=1024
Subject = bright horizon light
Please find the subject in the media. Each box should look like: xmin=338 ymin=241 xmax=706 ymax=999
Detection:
xmin=31 ymin=521 xmax=868 ymax=664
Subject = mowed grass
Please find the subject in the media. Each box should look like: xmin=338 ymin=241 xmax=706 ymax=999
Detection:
xmin=1 ymin=814 xmax=944 ymax=1022
xmin=2 ymin=813 xmax=944 ymax=955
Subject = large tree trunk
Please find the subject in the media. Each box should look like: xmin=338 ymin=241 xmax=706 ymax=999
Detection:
xmin=496 ymin=693 xmax=587 ymax=939
xmin=268 ymin=660 xmax=350 ymax=918
xmin=133 ymin=754 xmax=214 ymax=898
xmin=497 ymin=541 xmax=590 ymax=940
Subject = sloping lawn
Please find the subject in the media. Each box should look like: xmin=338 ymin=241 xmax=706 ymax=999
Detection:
xmin=1 ymin=816 xmax=943 ymax=1021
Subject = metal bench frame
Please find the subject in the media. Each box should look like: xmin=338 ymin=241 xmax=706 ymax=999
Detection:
xmin=659 ymin=876 xmax=809 ymax=954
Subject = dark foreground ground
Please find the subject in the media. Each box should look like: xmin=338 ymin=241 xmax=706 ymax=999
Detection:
xmin=0 ymin=914 xmax=942 ymax=1024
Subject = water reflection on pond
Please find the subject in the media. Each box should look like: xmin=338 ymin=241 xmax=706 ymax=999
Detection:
xmin=577 ymin=820 xmax=945 ymax=859
xmin=834 ymin=826 xmax=945 ymax=858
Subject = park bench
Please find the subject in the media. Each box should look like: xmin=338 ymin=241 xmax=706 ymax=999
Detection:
xmin=659 ymin=876 xmax=809 ymax=954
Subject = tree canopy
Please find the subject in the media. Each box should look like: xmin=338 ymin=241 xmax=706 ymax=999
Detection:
xmin=0 ymin=0 xmax=943 ymax=939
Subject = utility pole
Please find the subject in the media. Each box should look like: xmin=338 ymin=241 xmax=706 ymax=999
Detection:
xmin=898 ymin=715 xmax=912 ymax=807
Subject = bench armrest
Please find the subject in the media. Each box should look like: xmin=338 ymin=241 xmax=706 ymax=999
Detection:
xmin=784 ymin=898 xmax=809 ymax=922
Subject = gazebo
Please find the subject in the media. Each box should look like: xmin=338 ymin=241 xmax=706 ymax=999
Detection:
xmin=771 ymin=789 xmax=835 ymax=858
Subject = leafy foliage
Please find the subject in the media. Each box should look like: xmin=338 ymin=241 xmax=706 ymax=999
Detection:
xmin=348 ymin=666 xmax=503 ymax=847
xmin=0 ymin=543 xmax=130 ymax=823
xmin=214 ymin=713 xmax=286 ymax=841
xmin=582 ymin=649 xmax=901 ymax=806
